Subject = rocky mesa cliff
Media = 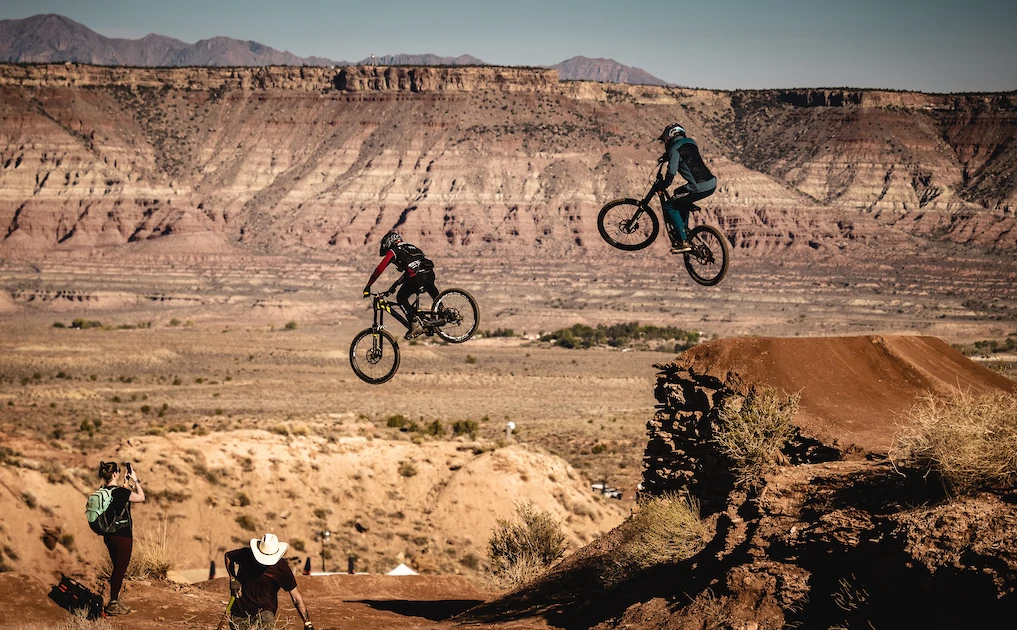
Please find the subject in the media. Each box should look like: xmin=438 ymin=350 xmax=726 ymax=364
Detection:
xmin=0 ymin=63 xmax=1014 ymax=262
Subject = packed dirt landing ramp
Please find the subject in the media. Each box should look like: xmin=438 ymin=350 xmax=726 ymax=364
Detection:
xmin=671 ymin=335 xmax=1016 ymax=454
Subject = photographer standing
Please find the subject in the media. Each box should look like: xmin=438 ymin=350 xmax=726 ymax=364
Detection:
xmin=95 ymin=461 xmax=145 ymax=615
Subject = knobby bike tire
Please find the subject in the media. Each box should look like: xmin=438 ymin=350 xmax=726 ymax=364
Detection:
xmin=597 ymin=199 xmax=659 ymax=251
xmin=349 ymin=328 xmax=401 ymax=384
xmin=683 ymin=224 xmax=730 ymax=286
xmin=433 ymin=288 xmax=479 ymax=343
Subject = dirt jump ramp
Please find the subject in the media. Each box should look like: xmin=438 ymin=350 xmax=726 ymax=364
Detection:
xmin=643 ymin=335 xmax=1016 ymax=510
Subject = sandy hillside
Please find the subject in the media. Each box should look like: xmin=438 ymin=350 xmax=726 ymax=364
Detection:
xmin=0 ymin=433 xmax=627 ymax=586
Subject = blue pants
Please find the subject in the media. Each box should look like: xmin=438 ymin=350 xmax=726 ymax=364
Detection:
xmin=663 ymin=185 xmax=715 ymax=241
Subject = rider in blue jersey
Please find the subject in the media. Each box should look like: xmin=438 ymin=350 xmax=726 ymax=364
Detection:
xmin=640 ymin=123 xmax=717 ymax=253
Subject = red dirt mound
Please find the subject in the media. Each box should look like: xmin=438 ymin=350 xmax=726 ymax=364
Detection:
xmin=0 ymin=573 xmax=70 ymax=627
xmin=672 ymin=335 xmax=1016 ymax=453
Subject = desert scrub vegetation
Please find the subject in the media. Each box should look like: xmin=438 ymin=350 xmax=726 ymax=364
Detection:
xmin=890 ymin=392 xmax=1017 ymax=495
xmin=98 ymin=517 xmax=179 ymax=580
xmin=953 ymin=334 xmax=1017 ymax=358
xmin=487 ymin=500 xmax=567 ymax=588
xmin=614 ymin=492 xmax=708 ymax=574
xmin=481 ymin=327 xmax=516 ymax=338
xmin=541 ymin=321 xmax=700 ymax=351
xmin=15 ymin=610 xmax=123 ymax=630
xmin=235 ymin=514 xmax=258 ymax=532
xmin=398 ymin=461 xmax=418 ymax=477
xmin=715 ymin=386 xmax=800 ymax=490
xmin=452 ymin=419 xmax=479 ymax=439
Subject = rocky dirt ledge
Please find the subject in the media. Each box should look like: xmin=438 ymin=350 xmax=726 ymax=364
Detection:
xmin=464 ymin=335 xmax=1017 ymax=628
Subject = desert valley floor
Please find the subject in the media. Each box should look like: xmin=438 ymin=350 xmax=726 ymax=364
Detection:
xmin=1 ymin=250 xmax=1016 ymax=629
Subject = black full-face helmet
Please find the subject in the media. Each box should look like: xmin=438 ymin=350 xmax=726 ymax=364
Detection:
xmin=379 ymin=231 xmax=402 ymax=256
xmin=658 ymin=122 xmax=686 ymax=148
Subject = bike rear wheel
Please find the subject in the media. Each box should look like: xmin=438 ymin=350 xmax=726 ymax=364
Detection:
xmin=349 ymin=328 xmax=400 ymax=384
xmin=597 ymin=199 xmax=659 ymax=251
xmin=433 ymin=288 xmax=479 ymax=343
xmin=683 ymin=224 xmax=730 ymax=286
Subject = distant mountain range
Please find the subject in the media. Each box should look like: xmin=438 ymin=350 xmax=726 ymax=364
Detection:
xmin=550 ymin=56 xmax=667 ymax=86
xmin=0 ymin=14 xmax=667 ymax=85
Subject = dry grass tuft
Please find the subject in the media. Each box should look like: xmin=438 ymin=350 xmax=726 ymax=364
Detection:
xmin=890 ymin=392 xmax=1017 ymax=495
xmin=488 ymin=500 xmax=567 ymax=588
xmin=715 ymin=386 xmax=800 ymax=489
xmin=614 ymin=492 xmax=708 ymax=573
xmin=98 ymin=516 xmax=183 ymax=581
xmin=15 ymin=609 xmax=121 ymax=630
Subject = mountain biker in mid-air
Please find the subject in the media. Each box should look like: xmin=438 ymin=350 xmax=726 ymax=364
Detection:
xmin=363 ymin=231 xmax=438 ymax=340
xmin=640 ymin=123 xmax=717 ymax=253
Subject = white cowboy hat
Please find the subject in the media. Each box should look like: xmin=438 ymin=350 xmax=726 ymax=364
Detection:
xmin=250 ymin=533 xmax=288 ymax=565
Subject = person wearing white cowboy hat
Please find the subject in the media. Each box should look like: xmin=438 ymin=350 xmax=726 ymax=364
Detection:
xmin=224 ymin=533 xmax=314 ymax=630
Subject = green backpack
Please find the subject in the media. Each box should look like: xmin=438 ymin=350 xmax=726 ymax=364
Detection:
xmin=84 ymin=487 xmax=127 ymax=535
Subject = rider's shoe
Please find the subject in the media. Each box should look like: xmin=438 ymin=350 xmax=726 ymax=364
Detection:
xmin=670 ymin=239 xmax=692 ymax=254
xmin=404 ymin=319 xmax=424 ymax=340
xmin=105 ymin=600 xmax=131 ymax=616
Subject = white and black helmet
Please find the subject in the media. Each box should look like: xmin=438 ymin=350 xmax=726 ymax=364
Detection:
xmin=658 ymin=123 xmax=686 ymax=147
xmin=379 ymin=231 xmax=402 ymax=256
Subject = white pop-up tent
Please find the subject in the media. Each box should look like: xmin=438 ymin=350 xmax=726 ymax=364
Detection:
xmin=385 ymin=563 xmax=418 ymax=576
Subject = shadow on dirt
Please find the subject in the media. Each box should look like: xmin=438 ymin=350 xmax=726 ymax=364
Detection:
xmin=352 ymin=598 xmax=485 ymax=621
xmin=786 ymin=464 xmax=1017 ymax=629
xmin=460 ymin=504 xmax=754 ymax=630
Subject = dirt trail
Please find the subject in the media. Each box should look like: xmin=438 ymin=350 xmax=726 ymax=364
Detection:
xmin=0 ymin=572 xmax=547 ymax=630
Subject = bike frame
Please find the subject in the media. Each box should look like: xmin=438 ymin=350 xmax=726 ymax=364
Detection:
xmin=372 ymin=294 xmax=410 ymax=330
xmin=371 ymin=290 xmax=444 ymax=330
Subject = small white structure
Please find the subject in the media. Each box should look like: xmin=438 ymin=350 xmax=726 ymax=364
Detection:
xmin=591 ymin=481 xmax=623 ymax=500
xmin=386 ymin=563 xmax=418 ymax=576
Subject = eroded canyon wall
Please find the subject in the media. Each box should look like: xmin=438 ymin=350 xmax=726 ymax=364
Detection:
xmin=0 ymin=63 xmax=1013 ymax=261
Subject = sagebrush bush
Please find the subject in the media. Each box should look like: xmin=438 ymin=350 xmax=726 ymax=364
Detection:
xmin=235 ymin=514 xmax=257 ymax=532
xmin=615 ymin=492 xmax=708 ymax=573
xmin=98 ymin=517 xmax=179 ymax=580
xmin=488 ymin=501 xmax=567 ymax=588
xmin=890 ymin=392 xmax=1017 ymax=495
xmin=715 ymin=386 xmax=800 ymax=489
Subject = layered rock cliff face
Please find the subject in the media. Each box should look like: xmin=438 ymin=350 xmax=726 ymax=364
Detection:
xmin=0 ymin=63 xmax=1013 ymax=261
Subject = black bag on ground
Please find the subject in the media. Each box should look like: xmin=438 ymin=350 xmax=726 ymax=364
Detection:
xmin=48 ymin=575 xmax=104 ymax=619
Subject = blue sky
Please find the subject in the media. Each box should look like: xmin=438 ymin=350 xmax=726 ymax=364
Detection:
xmin=3 ymin=0 xmax=1015 ymax=92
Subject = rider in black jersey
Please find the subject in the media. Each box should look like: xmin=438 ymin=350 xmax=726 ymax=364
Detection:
xmin=641 ymin=123 xmax=717 ymax=253
xmin=363 ymin=231 xmax=438 ymax=339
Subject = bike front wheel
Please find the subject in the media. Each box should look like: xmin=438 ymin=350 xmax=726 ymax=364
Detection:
xmin=597 ymin=199 xmax=659 ymax=251
xmin=433 ymin=288 xmax=479 ymax=343
xmin=349 ymin=328 xmax=401 ymax=384
xmin=683 ymin=224 xmax=730 ymax=286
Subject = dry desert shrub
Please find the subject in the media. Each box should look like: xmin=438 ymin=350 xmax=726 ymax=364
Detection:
xmin=890 ymin=392 xmax=1017 ymax=495
xmin=98 ymin=516 xmax=181 ymax=580
xmin=715 ymin=386 xmax=800 ymax=489
xmin=488 ymin=500 xmax=567 ymax=588
xmin=614 ymin=492 xmax=708 ymax=573
xmin=15 ymin=609 xmax=121 ymax=630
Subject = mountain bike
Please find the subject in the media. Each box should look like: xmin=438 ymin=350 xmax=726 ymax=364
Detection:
xmin=350 ymin=287 xmax=479 ymax=384
xmin=597 ymin=158 xmax=730 ymax=286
